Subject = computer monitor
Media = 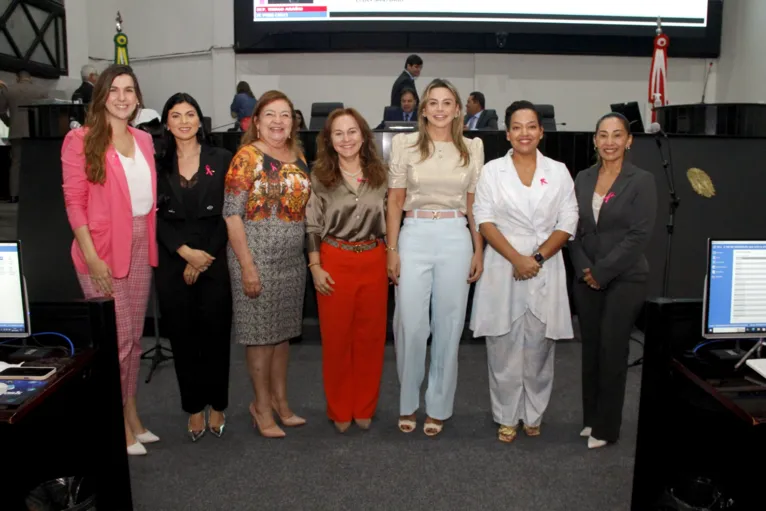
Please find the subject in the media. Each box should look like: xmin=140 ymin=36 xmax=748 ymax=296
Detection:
xmin=702 ymin=239 xmax=766 ymax=339
xmin=609 ymin=102 xmax=645 ymax=134
xmin=383 ymin=121 xmax=417 ymax=131
xmin=0 ymin=241 xmax=31 ymax=338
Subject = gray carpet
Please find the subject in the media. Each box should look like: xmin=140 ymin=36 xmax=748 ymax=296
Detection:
xmin=131 ymin=337 xmax=643 ymax=511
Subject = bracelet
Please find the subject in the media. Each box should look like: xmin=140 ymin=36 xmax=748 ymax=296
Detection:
xmin=307 ymin=262 xmax=321 ymax=269
xmin=386 ymin=246 xmax=397 ymax=252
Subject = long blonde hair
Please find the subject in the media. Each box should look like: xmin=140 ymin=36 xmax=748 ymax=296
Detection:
xmin=240 ymin=90 xmax=302 ymax=157
xmin=412 ymin=78 xmax=470 ymax=166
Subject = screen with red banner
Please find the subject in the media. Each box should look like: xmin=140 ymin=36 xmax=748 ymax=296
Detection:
xmin=253 ymin=1 xmax=708 ymax=27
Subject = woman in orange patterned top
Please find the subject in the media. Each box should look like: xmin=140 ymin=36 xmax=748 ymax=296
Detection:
xmin=223 ymin=90 xmax=310 ymax=439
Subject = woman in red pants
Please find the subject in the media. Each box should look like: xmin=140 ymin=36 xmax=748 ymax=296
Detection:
xmin=306 ymin=108 xmax=389 ymax=433
xmin=61 ymin=64 xmax=159 ymax=456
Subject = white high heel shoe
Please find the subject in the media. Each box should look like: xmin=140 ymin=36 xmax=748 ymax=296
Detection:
xmin=135 ymin=430 xmax=160 ymax=443
xmin=587 ymin=436 xmax=608 ymax=449
xmin=127 ymin=441 xmax=147 ymax=456
xmin=580 ymin=427 xmax=592 ymax=437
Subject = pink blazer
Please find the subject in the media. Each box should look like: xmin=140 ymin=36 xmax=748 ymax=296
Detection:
xmin=61 ymin=126 xmax=159 ymax=278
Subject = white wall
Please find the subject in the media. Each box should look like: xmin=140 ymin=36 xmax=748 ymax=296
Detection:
xmin=716 ymin=0 xmax=766 ymax=103
xmin=238 ymin=52 xmax=716 ymax=131
xmin=65 ymin=0 xmax=734 ymax=130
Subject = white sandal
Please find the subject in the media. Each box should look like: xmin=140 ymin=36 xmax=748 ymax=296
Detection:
xmin=398 ymin=417 xmax=417 ymax=433
xmin=423 ymin=420 xmax=443 ymax=437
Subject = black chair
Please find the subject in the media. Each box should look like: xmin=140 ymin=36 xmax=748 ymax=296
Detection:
xmin=535 ymin=104 xmax=557 ymax=132
xmin=309 ymin=102 xmax=343 ymax=130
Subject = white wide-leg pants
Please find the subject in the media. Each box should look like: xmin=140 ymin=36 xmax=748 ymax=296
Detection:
xmin=394 ymin=216 xmax=473 ymax=420
xmin=486 ymin=310 xmax=555 ymax=427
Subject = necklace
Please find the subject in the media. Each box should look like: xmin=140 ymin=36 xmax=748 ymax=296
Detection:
xmin=340 ymin=168 xmax=362 ymax=177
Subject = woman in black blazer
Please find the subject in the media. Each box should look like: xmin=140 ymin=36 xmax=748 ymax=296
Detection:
xmin=155 ymin=93 xmax=233 ymax=441
xmin=568 ymin=113 xmax=657 ymax=449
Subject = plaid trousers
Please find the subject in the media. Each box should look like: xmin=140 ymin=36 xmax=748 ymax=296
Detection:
xmin=78 ymin=216 xmax=152 ymax=404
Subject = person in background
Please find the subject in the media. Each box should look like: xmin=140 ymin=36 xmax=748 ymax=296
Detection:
xmin=230 ymin=81 xmax=257 ymax=131
xmin=376 ymin=88 xmax=418 ymax=129
xmin=390 ymin=54 xmax=422 ymax=107
xmin=61 ymin=64 xmax=159 ymax=456
xmin=306 ymin=108 xmax=388 ymax=433
xmin=72 ymin=64 xmax=99 ymax=105
xmin=155 ymin=93 xmax=233 ymax=442
xmin=295 ymin=109 xmax=307 ymax=130
xmin=569 ymin=112 xmax=657 ymax=449
xmin=0 ymin=70 xmax=48 ymax=203
xmin=387 ymin=78 xmax=484 ymax=436
xmin=223 ymin=90 xmax=310 ymax=438
xmin=464 ymin=91 xmax=498 ymax=131
xmin=470 ymin=100 xmax=578 ymax=444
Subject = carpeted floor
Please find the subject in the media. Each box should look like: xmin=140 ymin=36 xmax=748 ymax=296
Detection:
xmin=130 ymin=337 xmax=643 ymax=511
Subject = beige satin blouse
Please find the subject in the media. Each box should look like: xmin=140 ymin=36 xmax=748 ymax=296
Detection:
xmin=388 ymin=131 xmax=484 ymax=213
xmin=305 ymin=173 xmax=387 ymax=252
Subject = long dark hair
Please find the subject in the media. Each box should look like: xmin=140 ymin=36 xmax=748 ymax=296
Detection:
xmin=236 ymin=81 xmax=254 ymax=98
xmin=83 ymin=64 xmax=143 ymax=184
xmin=158 ymin=92 xmax=206 ymax=171
xmin=312 ymin=108 xmax=387 ymax=190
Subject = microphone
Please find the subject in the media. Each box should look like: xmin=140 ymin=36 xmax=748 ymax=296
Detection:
xmin=647 ymin=122 xmax=668 ymax=138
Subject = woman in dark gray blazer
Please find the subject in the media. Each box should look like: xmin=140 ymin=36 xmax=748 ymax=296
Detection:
xmin=568 ymin=113 xmax=657 ymax=449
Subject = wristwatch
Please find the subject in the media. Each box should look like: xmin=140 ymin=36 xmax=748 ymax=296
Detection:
xmin=533 ymin=252 xmax=545 ymax=266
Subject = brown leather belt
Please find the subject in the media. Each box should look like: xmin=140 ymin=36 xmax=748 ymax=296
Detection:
xmin=323 ymin=236 xmax=382 ymax=253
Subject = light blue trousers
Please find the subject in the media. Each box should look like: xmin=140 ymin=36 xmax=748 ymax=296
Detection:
xmin=394 ymin=216 xmax=473 ymax=420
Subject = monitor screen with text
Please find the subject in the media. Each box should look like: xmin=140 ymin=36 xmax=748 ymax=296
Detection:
xmin=0 ymin=242 xmax=30 ymax=338
xmin=253 ymin=1 xmax=708 ymax=27
xmin=703 ymin=240 xmax=766 ymax=338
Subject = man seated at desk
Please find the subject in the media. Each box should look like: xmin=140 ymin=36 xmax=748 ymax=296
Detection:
xmin=464 ymin=91 xmax=498 ymax=131
xmin=376 ymin=88 xmax=418 ymax=129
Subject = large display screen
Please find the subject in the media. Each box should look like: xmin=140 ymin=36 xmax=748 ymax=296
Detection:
xmin=254 ymin=1 xmax=708 ymax=27
xmin=235 ymin=0 xmax=723 ymax=57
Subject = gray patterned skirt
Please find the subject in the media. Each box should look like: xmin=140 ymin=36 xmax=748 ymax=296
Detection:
xmin=227 ymin=218 xmax=306 ymax=345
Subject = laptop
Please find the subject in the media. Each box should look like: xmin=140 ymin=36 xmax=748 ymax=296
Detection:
xmin=0 ymin=240 xmax=31 ymax=339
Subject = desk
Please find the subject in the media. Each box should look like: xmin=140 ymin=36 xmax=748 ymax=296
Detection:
xmin=0 ymin=299 xmax=133 ymax=510
xmin=0 ymin=348 xmax=94 ymax=424
xmin=632 ymin=299 xmax=766 ymax=510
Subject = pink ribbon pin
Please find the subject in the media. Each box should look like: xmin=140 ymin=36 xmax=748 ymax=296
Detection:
xmin=604 ymin=192 xmax=616 ymax=203
xmin=540 ymin=178 xmax=548 ymax=185
xmin=205 ymin=165 xmax=214 ymax=176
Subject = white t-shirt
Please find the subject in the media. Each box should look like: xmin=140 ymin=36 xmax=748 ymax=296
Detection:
xmin=117 ymin=144 xmax=153 ymax=217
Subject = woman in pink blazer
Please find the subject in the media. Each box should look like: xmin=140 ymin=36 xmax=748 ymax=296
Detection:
xmin=61 ymin=64 xmax=160 ymax=456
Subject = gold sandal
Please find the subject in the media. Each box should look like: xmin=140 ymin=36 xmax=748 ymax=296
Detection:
xmin=498 ymin=425 xmax=518 ymax=443
xmin=523 ymin=424 xmax=541 ymax=437
xmin=398 ymin=416 xmax=417 ymax=433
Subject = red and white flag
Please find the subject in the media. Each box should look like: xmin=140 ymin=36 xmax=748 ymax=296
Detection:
xmin=649 ymin=24 xmax=670 ymax=123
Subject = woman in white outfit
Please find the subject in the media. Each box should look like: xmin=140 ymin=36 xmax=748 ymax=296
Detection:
xmin=470 ymin=101 xmax=578 ymax=443
xmin=387 ymin=78 xmax=484 ymax=437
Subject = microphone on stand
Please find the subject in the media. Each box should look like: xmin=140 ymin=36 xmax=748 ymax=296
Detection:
xmin=648 ymin=121 xmax=679 ymax=299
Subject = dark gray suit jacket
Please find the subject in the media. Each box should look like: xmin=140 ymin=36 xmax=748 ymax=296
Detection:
xmin=390 ymin=71 xmax=418 ymax=107
xmin=568 ymin=162 xmax=657 ymax=287
xmin=473 ymin=109 xmax=498 ymax=130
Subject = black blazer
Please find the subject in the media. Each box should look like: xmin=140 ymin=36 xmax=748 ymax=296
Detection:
xmin=72 ymin=81 xmax=93 ymax=104
xmin=568 ymin=161 xmax=657 ymax=287
xmin=156 ymin=145 xmax=233 ymax=269
xmin=390 ymin=71 xmax=418 ymax=107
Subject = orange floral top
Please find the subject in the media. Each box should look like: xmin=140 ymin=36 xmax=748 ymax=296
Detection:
xmin=223 ymin=145 xmax=310 ymax=222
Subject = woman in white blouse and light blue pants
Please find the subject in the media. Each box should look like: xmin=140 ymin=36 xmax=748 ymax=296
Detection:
xmin=386 ymin=78 xmax=485 ymax=437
